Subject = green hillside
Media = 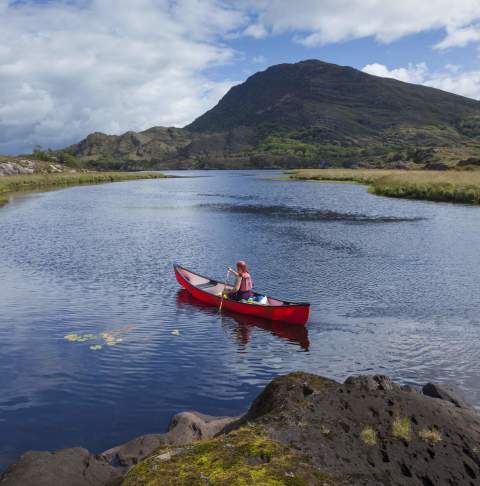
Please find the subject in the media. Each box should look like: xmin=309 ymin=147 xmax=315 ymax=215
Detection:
xmin=65 ymin=60 xmax=480 ymax=169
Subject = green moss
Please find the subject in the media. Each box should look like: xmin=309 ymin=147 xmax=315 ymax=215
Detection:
xmin=121 ymin=427 xmax=342 ymax=486
xmin=392 ymin=417 xmax=412 ymax=442
xmin=418 ymin=428 xmax=442 ymax=445
xmin=319 ymin=424 xmax=331 ymax=437
xmin=360 ymin=427 xmax=378 ymax=446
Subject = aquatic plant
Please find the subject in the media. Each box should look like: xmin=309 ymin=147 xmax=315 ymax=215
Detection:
xmin=64 ymin=326 xmax=134 ymax=350
xmin=64 ymin=333 xmax=81 ymax=341
xmin=288 ymin=169 xmax=480 ymax=205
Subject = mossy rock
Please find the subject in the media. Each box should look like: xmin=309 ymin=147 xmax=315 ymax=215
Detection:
xmin=121 ymin=427 xmax=342 ymax=486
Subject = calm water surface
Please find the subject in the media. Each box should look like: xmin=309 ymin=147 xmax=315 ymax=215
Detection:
xmin=1 ymin=170 xmax=479 ymax=469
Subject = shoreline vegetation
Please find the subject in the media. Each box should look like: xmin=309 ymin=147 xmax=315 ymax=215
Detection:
xmin=287 ymin=169 xmax=480 ymax=205
xmin=0 ymin=171 xmax=168 ymax=208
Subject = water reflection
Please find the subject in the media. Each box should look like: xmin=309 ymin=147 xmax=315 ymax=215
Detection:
xmin=176 ymin=289 xmax=309 ymax=351
xmin=2 ymin=170 xmax=480 ymax=470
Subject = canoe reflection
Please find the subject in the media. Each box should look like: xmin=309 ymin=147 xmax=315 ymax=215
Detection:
xmin=176 ymin=289 xmax=309 ymax=351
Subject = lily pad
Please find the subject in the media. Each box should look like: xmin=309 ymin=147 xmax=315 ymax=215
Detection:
xmin=83 ymin=334 xmax=97 ymax=340
xmin=65 ymin=326 xmax=133 ymax=348
xmin=64 ymin=333 xmax=80 ymax=341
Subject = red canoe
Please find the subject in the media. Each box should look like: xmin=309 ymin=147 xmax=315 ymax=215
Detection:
xmin=174 ymin=264 xmax=310 ymax=326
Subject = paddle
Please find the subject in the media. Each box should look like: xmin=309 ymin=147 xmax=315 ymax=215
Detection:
xmin=218 ymin=268 xmax=231 ymax=313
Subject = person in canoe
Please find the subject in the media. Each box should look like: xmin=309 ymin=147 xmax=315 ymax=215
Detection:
xmin=226 ymin=261 xmax=254 ymax=301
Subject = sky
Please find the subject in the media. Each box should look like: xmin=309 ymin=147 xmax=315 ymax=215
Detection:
xmin=1 ymin=0 xmax=480 ymax=154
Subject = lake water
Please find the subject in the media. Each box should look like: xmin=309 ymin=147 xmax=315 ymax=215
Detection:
xmin=1 ymin=170 xmax=480 ymax=469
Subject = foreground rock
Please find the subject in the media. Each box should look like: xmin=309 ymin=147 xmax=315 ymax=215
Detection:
xmin=0 ymin=413 xmax=237 ymax=486
xmin=102 ymin=412 xmax=238 ymax=472
xmin=0 ymin=448 xmax=120 ymax=486
xmin=121 ymin=373 xmax=480 ymax=486
xmin=2 ymin=372 xmax=480 ymax=485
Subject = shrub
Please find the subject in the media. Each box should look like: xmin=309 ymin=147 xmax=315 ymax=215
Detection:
xmin=360 ymin=427 xmax=378 ymax=446
xmin=392 ymin=416 xmax=412 ymax=442
xmin=419 ymin=428 xmax=442 ymax=445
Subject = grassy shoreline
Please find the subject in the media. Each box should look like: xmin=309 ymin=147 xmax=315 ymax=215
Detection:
xmin=0 ymin=171 xmax=169 ymax=208
xmin=288 ymin=169 xmax=480 ymax=205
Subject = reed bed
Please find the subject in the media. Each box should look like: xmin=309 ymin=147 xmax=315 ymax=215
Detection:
xmin=0 ymin=171 xmax=168 ymax=207
xmin=289 ymin=169 xmax=480 ymax=205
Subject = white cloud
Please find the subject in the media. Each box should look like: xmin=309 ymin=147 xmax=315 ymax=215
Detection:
xmin=242 ymin=0 xmax=480 ymax=46
xmin=362 ymin=62 xmax=480 ymax=100
xmin=243 ymin=23 xmax=268 ymax=39
xmin=0 ymin=0 xmax=244 ymax=154
xmin=3 ymin=0 xmax=480 ymax=154
xmin=445 ymin=64 xmax=461 ymax=73
xmin=434 ymin=24 xmax=480 ymax=49
xmin=252 ymin=55 xmax=266 ymax=64
xmin=425 ymin=70 xmax=480 ymax=100
xmin=362 ymin=63 xmax=428 ymax=84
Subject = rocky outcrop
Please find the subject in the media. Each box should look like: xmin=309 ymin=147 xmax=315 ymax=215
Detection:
xmin=236 ymin=372 xmax=480 ymax=485
xmin=0 ymin=412 xmax=237 ymax=485
xmin=457 ymin=157 xmax=480 ymax=167
xmin=0 ymin=159 xmax=36 ymax=176
xmin=102 ymin=412 xmax=238 ymax=472
xmin=424 ymin=162 xmax=449 ymax=170
xmin=0 ymin=158 xmax=69 ymax=176
xmin=0 ymin=448 xmax=120 ymax=486
xmin=422 ymin=382 xmax=474 ymax=409
xmin=2 ymin=372 xmax=480 ymax=485
xmin=68 ymin=127 xmax=192 ymax=164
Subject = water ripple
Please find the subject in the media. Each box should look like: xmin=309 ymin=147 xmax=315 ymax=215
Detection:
xmin=0 ymin=170 xmax=479 ymax=471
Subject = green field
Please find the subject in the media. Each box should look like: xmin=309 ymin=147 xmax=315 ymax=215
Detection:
xmin=288 ymin=169 xmax=480 ymax=205
xmin=0 ymin=171 xmax=168 ymax=207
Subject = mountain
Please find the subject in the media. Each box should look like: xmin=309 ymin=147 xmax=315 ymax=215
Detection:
xmin=65 ymin=60 xmax=480 ymax=169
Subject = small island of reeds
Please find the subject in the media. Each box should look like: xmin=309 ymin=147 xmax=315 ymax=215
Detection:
xmin=288 ymin=169 xmax=480 ymax=205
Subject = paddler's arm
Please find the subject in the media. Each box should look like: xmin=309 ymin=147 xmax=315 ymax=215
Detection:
xmin=226 ymin=269 xmax=241 ymax=294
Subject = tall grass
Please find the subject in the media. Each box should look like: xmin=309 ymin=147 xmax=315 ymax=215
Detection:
xmin=288 ymin=169 xmax=480 ymax=205
xmin=0 ymin=171 xmax=168 ymax=207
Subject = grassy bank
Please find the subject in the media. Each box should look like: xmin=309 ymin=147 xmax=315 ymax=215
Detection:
xmin=0 ymin=171 xmax=168 ymax=208
xmin=288 ymin=169 xmax=480 ymax=204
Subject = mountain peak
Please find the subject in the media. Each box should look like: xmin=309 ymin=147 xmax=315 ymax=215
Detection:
xmin=67 ymin=59 xmax=480 ymax=170
xmin=186 ymin=59 xmax=479 ymax=134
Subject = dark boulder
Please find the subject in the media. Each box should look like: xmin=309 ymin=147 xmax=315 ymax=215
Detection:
xmin=102 ymin=412 xmax=237 ymax=471
xmin=422 ymin=382 xmax=474 ymax=409
xmin=344 ymin=374 xmax=396 ymax=391
xmin=4 ymin=373 xmax=480 ymax=486
xmin=424 ymin=162 xmax=449 ymax=170
xmin=244 ymin=371 xmax=338 ymax=421
xmin=0 ymin=447 xmax=120 ymax=486
xmin=457 ymin=157 xmax=480 ymax=167
xmin=239 ymin=372 xmax=480 ymax=486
